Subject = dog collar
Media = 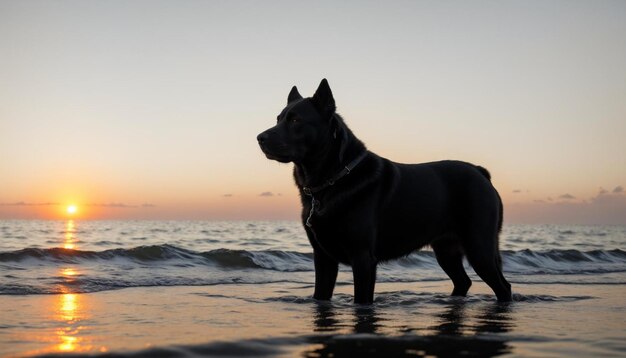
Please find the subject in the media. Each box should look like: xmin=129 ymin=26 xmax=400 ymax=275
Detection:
xmin=302 ymin=151 xmax=368 ymax=227
xmin=302 ymin=151 xmax=369 ymax=196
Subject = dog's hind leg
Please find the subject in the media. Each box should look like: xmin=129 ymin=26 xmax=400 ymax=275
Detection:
xmin=463 ymin=232 xmax=512 ymax=302
xmin=432 ymin=242 xmax=472 ymax=296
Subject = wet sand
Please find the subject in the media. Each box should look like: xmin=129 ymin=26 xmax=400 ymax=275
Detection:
xmin=1 ymin=281 xmax=625 ymax=357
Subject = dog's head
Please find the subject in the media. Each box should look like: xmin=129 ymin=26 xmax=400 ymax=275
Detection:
xmin=257 ymin=79 xmax=346 ymax=164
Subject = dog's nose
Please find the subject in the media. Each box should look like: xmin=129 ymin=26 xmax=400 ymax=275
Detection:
xmin=257 ymin=132 xmax=268 ymax=144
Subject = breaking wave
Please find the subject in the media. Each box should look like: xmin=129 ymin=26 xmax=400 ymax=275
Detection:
xmin=1 ymin=245 xmax=625 ymax=273
xmin=1 ymin=245 xmax=624 ymax=295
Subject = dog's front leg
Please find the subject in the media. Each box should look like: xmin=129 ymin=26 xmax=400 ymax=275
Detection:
xmin=351 ymin=250 xmax=377 ymax=305
xmin=313 ymin=249 xmax=339 ymax=301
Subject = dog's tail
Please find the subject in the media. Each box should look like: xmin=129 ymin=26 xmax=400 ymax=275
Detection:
xmin=475 ymin=165 xmax=491 ymax=181
xmin=476 ymin=165 xmax=503 ymax=235
xmin=496 ymin=190 xmax=504 ymax=235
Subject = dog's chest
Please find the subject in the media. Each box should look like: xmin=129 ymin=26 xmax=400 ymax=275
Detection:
xmin=305 ymin=216 xmax=357 ymax=264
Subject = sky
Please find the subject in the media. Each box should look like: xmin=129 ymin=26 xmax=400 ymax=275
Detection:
xmin=1 ymin=0 xmax=625 ymax=224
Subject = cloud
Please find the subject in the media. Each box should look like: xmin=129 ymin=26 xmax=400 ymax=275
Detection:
xmin=91 ymin=202 xmax=156 ymax=208
xmin=508 ymin=193 xmax=626 ymax=225
xmin=259 ymin=192 xmax=274 ymax=197
xmin=508 ymin=188 xmax=626 ymax=225
xmin=89 ymin=203 xmax=138 ymax=208
xmin=0 ymin=202 xmax=59 ymax=206
xmin=613 ymin=185 xmax=624 ymax=194
xmin=222 ymin=194 xmax=233 ymax=197
xmin=598 ymin=187 xmax=608 ymax=195
xmin=513 ymin=190 xmax=522 ymax=193
xmin=0 ymin=201 xmax=155 ymax=209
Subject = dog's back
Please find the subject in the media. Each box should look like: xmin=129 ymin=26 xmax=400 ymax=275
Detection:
xmin=356 ymin=157 xmax=502 ymax=261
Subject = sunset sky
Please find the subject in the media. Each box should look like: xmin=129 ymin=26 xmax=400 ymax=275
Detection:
xmin=1 ymin=1 xmax=625 ymax=224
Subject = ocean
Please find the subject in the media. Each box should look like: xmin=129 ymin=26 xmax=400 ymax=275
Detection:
xmin=0 ymin=220 xmax=625 ymax=357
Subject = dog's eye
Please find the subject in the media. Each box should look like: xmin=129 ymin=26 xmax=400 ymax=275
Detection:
xmin=289 ymin=116 xmax=298 ymax=123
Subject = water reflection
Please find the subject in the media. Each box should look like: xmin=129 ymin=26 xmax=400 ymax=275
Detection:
xmin=54 ymin=219 xmax=85 ymax=353
xmin=62 ymin=267 xmax=78 ymax=278
xmin=46 ymin=220 xmax=102 ymax=354
xmin=353 ymin=306 xmax=381 ymax=334
xmin=64 ymin=219 xmax=76 ymax=249
xmin=431 ymin=301 xmax=467 ymax=336
xmin=313 ymin=303 xmax=341 ymax=332
xmin=57 ymin=293 xmax=80 ymax=351
xmin=307 ymin=300 xmax=514 ymax=357
xmin=475 ymin=303 xmax=515 ymax=335
xmin=59 ymin=293 xmax=78 ymax=321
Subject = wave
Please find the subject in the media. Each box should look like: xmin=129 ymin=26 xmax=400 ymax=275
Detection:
xmin=501 ymin=249 xmax=626 ymax=274
xmin=1 ymin=245 xmax=625 ymax=274
xmin=0 ymin=278 xmax=315 ymax=295
xmin=0 ymin=245 xmax=315 ymax=271
xmin=1 ymin=245 xmax=625 ymax=295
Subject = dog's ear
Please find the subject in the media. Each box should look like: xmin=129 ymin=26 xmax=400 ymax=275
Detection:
xmin=312 ymin=78 xmax=336 ymax=116
xmin=287 ymin=86 xmax=302 ymax=104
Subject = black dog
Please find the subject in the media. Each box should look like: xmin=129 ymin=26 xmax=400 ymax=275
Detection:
xmin=257 ymin=79 xmax=512 ymax=303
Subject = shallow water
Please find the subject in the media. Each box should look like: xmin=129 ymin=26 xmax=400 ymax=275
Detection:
xmin=0 ymin=220 xmax=625 ymax=357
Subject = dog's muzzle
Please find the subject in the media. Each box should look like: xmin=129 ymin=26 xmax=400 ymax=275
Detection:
xmin=257 ymin=130 xmax=291 ymax=163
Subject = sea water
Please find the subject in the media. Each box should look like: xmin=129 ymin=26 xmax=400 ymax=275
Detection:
xmin=0 ymin=220 xmax=625 ymax=357
xmin=1 ymin=221 xmax=624 ymax=295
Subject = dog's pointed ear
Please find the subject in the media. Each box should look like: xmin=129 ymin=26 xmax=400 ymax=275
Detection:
xmin=287 ymin=86 xmax=302 ymax=104
xmin=312 ymin=78 xmax=336 ymax=115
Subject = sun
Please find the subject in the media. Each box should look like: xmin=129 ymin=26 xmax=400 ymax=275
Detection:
xmin=66 ymin=205 xmax=77 ymax=215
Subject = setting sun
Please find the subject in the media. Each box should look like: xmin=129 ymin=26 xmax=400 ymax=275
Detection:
xmin=66 ymin=205 xmax=77 ymax=215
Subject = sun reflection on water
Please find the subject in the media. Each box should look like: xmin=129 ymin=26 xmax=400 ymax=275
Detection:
xmin=58 ymin=333 xmax=78 ymax=352
xmin=62 ymin=267 xmax=78 ymax=277
xmin=35 ymin=220 xmax=106 ymax=354
xmin=64 ymin=220 xmax=76 ymax=250
xmin=55 ymin=261 xmax=84 ymax=352
xmin=59 ymin=293 xmax=78 ymax=321
xmin=56 ymin=220 xmax=83 ymax=352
